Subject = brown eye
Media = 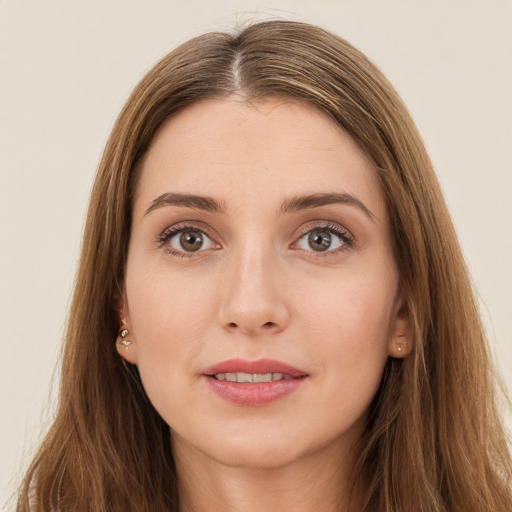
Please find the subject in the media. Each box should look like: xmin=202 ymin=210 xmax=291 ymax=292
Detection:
xmin=179 ymin=230 xmax=204 ymax=252
xmin=307 ymin=229 xmax=332 ymax=251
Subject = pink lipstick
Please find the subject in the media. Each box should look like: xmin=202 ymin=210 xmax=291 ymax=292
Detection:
xmin=202 ymin=358 xmax=308 ymax=406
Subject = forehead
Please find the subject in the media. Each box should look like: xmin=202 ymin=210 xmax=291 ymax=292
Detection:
xmin=134 ymin=97 xmax=385 ymax=220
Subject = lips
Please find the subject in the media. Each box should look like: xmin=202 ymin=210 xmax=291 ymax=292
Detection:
xmin=202 ymin=358 xmax=308 ymax=406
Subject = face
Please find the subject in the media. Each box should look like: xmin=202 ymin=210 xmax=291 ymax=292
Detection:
xmin=120 ymin=98 xmax=409 ymax=470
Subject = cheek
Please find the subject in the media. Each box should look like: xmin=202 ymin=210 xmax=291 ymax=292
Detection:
xmin=126 ymin=256 xmax=219 ymax=340
xmin=296 ymin=269 xmax=395 ymax=403
xmin=124 ymin=259 xmax=214 ymax=364
xmin=124 ymin=268 xmax=217 ymax=422
xmin=298 ymin=266 xmax=396 ymax=348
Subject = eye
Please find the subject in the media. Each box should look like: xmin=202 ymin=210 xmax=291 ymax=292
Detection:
xmin=294 ymin=224 xmax=352 ymax=254
xmin=159 ymin=225 xmax=217 ymax=255
xmin=297 ymin=228 xmax=342 ymax=252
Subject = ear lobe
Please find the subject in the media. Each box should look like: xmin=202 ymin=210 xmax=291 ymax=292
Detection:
xmin=114 ymin=293 xmax=138 ymax=364
xmin=116 ymin=326 xmax=138 ymax=364
xmin=388 ymin=299 xmax=413 ymax=359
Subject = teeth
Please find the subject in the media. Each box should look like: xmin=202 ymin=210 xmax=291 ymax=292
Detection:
xmin=214 ymin=372 xmax=291 ymax=383
xmin=237 ymin=372 xmax=253 ymax=383
xmin=253 ymin=373 xmax=272 ymax=383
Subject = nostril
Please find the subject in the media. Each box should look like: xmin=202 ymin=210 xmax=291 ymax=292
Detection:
xmin=222 ymin=319 xmax=283 ymax=333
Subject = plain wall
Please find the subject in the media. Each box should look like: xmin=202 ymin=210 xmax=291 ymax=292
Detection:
xmin=1 ymin=0 xmax=511 ymax=506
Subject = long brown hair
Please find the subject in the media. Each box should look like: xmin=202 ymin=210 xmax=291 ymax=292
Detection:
xmin=17 ymin=20 xmax=512 ymax=511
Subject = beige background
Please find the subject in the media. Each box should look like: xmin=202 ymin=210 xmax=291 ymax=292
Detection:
xmin=1 ymin=0 xmax=511 ymax=506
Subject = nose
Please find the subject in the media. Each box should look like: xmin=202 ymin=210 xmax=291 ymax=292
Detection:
xmin=217 ymin=245 xmax=290 ymax=336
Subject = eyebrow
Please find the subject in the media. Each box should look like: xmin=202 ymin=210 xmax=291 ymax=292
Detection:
xmin=145 ymin=192 xmax=225 ymax=216
xmin=145 ymin=191 xmax=374 ymax=221
xmin=280 ymin=192 xmax=375 ymax=221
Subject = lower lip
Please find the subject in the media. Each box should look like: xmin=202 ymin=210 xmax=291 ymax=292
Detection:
xmin=204 ymin=376 xmax=306 ymax=406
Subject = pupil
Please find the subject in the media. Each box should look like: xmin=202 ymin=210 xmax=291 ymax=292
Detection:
xmin=308 ymin=230 xmax=331 ymax=251
xmin=180 ymin=231 xmax=203 ymax=252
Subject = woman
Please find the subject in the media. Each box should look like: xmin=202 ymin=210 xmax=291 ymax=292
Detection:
xmin=17 ymin=20 xmax=512 ymax=512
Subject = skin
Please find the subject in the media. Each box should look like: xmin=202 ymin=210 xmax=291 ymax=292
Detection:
xmin=119 ymin=97 xmax=410 ymax=512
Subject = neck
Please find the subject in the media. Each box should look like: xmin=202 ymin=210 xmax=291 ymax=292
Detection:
xmin=173 ymin=434 xmax=363 ymax=512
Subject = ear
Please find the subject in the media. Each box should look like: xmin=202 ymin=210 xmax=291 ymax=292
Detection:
xmin=387 ymin=290 xmax=413 ymax=359
xmin=114 ymin=292 xmax=138 ymax=365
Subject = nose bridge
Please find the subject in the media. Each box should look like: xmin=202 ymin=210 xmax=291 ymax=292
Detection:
xmin=218 ymin=235 xmax=288 ymax=334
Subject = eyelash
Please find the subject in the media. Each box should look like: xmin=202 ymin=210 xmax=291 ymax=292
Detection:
xmin=293 ymin=221 xmax=354 ymax=257
xmin=156 ymin=221 xmax=354 ymax=258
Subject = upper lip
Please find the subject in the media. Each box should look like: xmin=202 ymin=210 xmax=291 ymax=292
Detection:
xmin=203 ymin=358 xmax=308 ymax=377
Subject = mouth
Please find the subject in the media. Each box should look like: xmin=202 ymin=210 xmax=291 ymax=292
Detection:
xmin=211 ymin=372 xmax=296 ymax=383
xmin=203 ymin=357 xmax=308 ymax=380
xmin=203 ymin=358 xmax=308 ymax=406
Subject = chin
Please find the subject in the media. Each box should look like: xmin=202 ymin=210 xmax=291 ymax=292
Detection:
xmin=210 ymin=440 xmax=305 ymax=470
xmin=172 ymin=425 xmax=308 ymax=470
